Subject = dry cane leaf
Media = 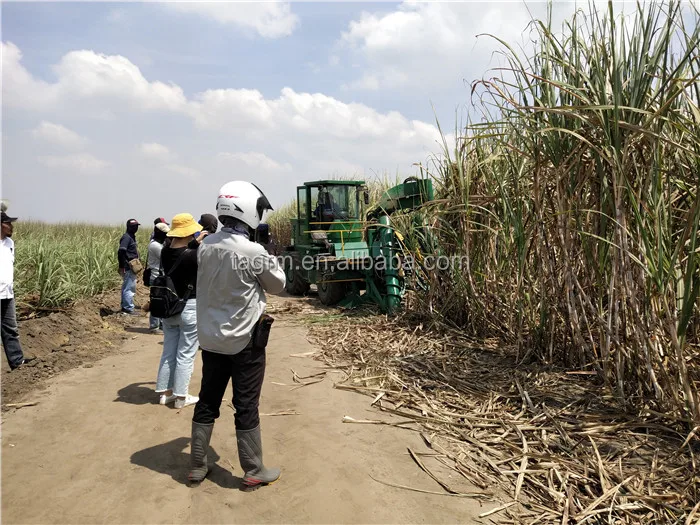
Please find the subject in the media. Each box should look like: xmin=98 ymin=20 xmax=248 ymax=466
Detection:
xmin=261 ymin=410 xmax=300 ymax=416
xmin=3 ymin=402 xmax=39 ymax=408
xmin=478 ymin=501 xmax=517 ymax=518
xmin=307 ymin=302 xmax=698 ymax=524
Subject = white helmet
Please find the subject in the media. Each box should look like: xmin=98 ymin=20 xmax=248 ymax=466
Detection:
xmin=216 ymin=181 xmax=273 ymax=230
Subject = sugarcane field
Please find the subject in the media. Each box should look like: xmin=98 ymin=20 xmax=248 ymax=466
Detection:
xmin=1 ymin=1 xmax=699 ymax=524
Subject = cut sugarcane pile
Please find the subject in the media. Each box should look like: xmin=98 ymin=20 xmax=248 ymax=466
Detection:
xmin=309 ymin=314 xmax=699 ymax=524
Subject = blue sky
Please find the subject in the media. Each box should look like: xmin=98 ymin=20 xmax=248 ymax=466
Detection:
xmin=4 ymin=3 xmax=400 ymax=107
xmin=3 ymin=1 xmax=684 ymax=225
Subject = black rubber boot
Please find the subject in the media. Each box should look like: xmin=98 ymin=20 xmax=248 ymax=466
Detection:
xmin=236 ymin=425 xmax=280 ymax=489
xmin=188 ymin=421 xmax=214 ymax=483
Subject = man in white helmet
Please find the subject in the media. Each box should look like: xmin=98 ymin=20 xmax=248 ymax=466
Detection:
xmin=188 ymin=181 xmax=286 ymax=489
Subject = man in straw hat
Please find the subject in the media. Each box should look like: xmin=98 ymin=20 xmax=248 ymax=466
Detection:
xmin=188 ymin=181 xmax=285 ymax=489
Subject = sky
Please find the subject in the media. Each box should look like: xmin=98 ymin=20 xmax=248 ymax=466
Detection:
xmin=2 ymin=0 xmax=691 ymax=225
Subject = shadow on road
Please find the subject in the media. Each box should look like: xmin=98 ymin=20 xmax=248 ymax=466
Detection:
xmin=124 ymin=327 xmax=158 ymax=335
xmin=114 ymin=381 xmax=158 ymax=405
xmin=130 ymin=436 xmax=245 ymax=489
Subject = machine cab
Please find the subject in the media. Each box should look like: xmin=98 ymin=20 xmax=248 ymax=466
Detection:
xmin=297 ymin=180 xmax=368 ymax=231
xmin=288 ymin=180 xmax=370 ymax=258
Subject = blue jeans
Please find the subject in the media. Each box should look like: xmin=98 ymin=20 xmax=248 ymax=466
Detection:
xmin=149 ymin=313 xmax=162 ymax=330
xmin=1 ymin=298 xmax=25 ymax=369
xmin=121 ymin=269 xmax=137 ymax=312
xmin=156 ymin=299 xmax=198 ymax=397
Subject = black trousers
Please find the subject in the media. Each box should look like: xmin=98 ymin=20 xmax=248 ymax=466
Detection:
xmin=192 ymin=346 xmax=266 ymax=430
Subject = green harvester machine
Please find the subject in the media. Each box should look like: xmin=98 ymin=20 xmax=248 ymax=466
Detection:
xmin=282 ymin=177 xmax=435 ymax=314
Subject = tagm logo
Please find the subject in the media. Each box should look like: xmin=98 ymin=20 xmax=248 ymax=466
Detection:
xmin=230 ymin=254 xmax=470 ymax=273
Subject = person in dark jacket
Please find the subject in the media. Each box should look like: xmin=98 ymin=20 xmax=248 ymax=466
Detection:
xmin=118 ymin=218 xmax=141 ymax=315
xmin=198 ymin=213 xmax=218 ymax=234
xmin=155 ymin=213 xmax=209 ymax=408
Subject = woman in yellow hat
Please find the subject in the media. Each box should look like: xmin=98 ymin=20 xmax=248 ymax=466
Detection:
xmin=154 ymin=213 xmax=209 ymax=409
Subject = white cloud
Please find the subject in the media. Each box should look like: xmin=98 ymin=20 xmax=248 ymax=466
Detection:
xmin=5 ymin=41 xmax=454 ymax=223
xmin=337 ymin=2 xmax=570 ymax=92
xmin=192 ymin=86 xmax=445 ymax=147
xmin=2 ymin=42 xmax=55 ymax=110
xmin=140 ymin=142 xmax=173 ymax=161
xmin=163 ymin=2 xmax=299 ymax=38
xmin=189 ymin=88 xmax=274 ymax=131
xmin=32 ymin=121 xmax=88 ymax=150
xmin=4 ymin=40 xmax=448 ymax=153
xmin=2 ymin=41 xmax=187 ymax=114
xmin=52 ymin=49 xmax=187 ymax=112
xmin=38 ymin=153 xmax=108 ymax=174
xmin=218 ymin=151 xmax=292 ymax=172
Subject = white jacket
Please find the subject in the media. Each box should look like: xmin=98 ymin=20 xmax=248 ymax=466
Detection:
xmin=0 ymin=237 xmax=15 ymax=299
xmin=195 ymin=228 xmax=285 ymax=355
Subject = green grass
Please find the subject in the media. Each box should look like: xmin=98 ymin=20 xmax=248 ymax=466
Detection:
xmin=12 ymin=222 xmax=151 ymax=311
xmin=10 ymin=1 xmax=698 ymax=430
xmin=267 ymin=1 xmax=700 ymax=427
xmin=266 ymin=201 xmax=297 ymax=250
xmin=417 ymin=0 xmax=700 ymax=425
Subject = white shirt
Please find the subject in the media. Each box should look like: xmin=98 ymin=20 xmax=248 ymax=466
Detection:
xmin=0 ymin=237 xmax=15 ymax=299
xmin=196 ymin=229 xmax=286 ymax=355
xmin=147 ymin=240 xmax=164 ymax=272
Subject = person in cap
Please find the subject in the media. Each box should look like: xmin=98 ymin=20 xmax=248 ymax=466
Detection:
xmin=117 ymin=219 xmax=141 ymax=315
xmin=146 ymin=222 xmax=170 ymax=334
xmin=151 ymin=217 xmax=170 ymax=241
xmin=0 ymin=209 xmax=35 ymax=370
xmin=188 ymin=181 xmax=285 ymax=489
xmin=198 ymin=213 xmax=218 ymax=235
xmin=154 ymin=213 xmax=209 ymax=409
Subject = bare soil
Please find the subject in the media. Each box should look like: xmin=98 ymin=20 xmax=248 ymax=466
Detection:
xmin=1 ymin=287 xmax=501 ymax=524
xmin=1 ymin=284 xmax=153 ymax=405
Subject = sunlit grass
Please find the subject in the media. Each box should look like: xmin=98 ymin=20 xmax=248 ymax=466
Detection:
xmin=266 ymin=1 xmax=700 ymax=426
xmin=417 ymin=0 xmax=700 ymax=424
xmin=13 ymin=222 xmax=150 ymax=310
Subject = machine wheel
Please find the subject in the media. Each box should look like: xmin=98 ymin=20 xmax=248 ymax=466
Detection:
xmin=317 ymin=272 xmax=347 ymax=306
xmin=284 ymin=252 xmax=310 ymax=296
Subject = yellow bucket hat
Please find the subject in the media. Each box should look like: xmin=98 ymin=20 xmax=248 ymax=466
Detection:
xmin=167 ymin=213 xmax=203 ymax=238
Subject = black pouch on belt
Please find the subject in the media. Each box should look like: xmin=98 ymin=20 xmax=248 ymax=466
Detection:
xmin=252 ymin=314 xmax=274 ymax=348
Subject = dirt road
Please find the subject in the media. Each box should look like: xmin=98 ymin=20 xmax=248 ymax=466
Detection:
xmin=1 ymin=296 xmax=498 ymax=524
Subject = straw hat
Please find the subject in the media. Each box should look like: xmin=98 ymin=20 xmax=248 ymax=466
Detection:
xmin=167 ymin=213 xmax=203 ymax=238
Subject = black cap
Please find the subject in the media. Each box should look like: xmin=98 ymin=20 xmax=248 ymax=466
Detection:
xmin=154 ymin=217 xmax=169 ymax=225
xmin=1 ymin=212 xmax=18 ymax=223
xmin=199 ymin=213 xmax=218 ymax=233
xmin=126 ymin=218 xmax=140 ymax=227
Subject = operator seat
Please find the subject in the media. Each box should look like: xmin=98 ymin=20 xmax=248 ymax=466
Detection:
xmin=315 ymin=191 xmax=335 ymax=230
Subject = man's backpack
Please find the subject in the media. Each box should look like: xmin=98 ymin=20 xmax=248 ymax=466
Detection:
xmin=148 ymin=251 xmax=193 ymax=318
